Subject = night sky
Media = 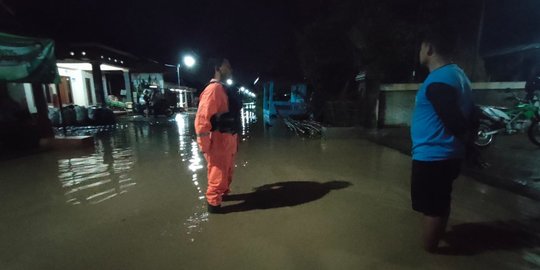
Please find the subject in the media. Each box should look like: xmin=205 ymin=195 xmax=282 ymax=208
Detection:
xmin=3 ymin=0 xmax=302 ymax=86
xmin=2 ymin=0 xmax=540 ymax=86
xmin=482 ymin=0 xmax=540 ymax=53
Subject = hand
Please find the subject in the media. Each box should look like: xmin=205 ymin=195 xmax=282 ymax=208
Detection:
xmin=197 ymin=136 xmax=211 ymax=153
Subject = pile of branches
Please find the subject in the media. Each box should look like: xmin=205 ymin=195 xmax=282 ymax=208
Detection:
xmin=283 ymin=117 xmax=322 ymax=138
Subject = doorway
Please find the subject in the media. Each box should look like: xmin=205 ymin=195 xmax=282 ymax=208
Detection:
xmin=59 ymin=76 xmax=74 ymax=105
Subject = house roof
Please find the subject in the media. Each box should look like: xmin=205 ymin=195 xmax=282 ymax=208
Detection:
xmin=57 ymin=42 xmax=169 ymax=73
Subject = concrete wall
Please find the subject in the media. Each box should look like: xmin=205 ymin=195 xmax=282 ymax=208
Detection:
xmin=6 ymin=83 xmax=36 ymax=113
xmin=82 ymin=71 xmax=97 ymax=105
xmin=380 ymin=82 xmax=527 ymax=127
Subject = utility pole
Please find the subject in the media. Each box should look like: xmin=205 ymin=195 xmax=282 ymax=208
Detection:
xmin=473 ymin=0 xmax=486 ymax=80
xmin=0 ymin=0 xmax=15 ymax=16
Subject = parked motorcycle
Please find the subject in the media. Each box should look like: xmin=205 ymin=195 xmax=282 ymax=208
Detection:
xmin=475 ymin=92 xmax=540 ymax=147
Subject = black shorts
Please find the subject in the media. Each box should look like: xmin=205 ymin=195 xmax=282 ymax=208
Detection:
xmin=411 ymin=159 xmax=462 ymax=217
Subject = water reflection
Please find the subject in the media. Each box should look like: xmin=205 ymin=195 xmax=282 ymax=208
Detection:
xmin=58 ymin=137 xmax=135 ymax=205
xmin=55 ymin=109 xmax=258 ymax=238
xmin=240 ymin=104 xmax=257 ymax=141
xmin=176 ymin=114 xmax=209 ymax=241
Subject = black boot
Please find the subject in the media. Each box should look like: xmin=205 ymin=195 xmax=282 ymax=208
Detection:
xmin=207 ymin=203 xmax=222 ymax=214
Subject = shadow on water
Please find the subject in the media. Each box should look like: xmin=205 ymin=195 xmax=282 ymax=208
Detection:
xmin=218 ymin=180 xmax=352 ymax=214
xmin=438 ymin=218 xmax=540 ymax=256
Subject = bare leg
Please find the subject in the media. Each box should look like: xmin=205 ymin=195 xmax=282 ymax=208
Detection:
xmin=423 ymin=215 xmax=449 ymax=252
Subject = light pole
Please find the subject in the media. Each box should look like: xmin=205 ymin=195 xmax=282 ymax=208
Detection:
xmin=175 ymin=55 xmax=197 ymax=109
xmin=177 ymin=64 xmax=181 ymax=86
xmin=177 ymin=55 xmax=196 ymax=86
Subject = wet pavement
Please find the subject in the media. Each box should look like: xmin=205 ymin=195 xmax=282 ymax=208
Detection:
xmin=366 ymin=127 xmax=540 ymax=200
xmin=1 ymin=113 xmax=540 ymax=270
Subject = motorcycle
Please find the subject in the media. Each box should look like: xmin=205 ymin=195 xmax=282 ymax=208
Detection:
xmin=475 ymin=92 xmax=540 ymax=147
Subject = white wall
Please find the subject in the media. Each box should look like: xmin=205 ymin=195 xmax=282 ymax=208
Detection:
xmin=23 ymin=84 xmax=37 ymax=113
xmin=380 ymin=82 xmax=527 ymax=92
xmin=82 ymin=71 xmax=96 ymax=105
xmin=58 ymin=68 xmax=91 ymax=106
xmin=102 ymin=75 xmax=108 ymax=97
xmin=380 ymin=82 xmax=529 ymax=126
xmin=123 ymin=71 xmax=132 ymax=102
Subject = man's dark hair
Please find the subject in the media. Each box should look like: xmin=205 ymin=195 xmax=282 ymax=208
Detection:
xmin=421 ymin=26 xmax=459 ymax=58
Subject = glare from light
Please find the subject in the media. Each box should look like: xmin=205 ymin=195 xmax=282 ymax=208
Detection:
xmin=183 ymin=55 xmax=196 ymax=68
xmin=226 ymin=79 xmax=234 ymax=86
xmin=175 ymin=114 xmax=186 ymax=136
xmin=240 ymin=86 xmax=245 ymax=91
xmin=57 ymin=62 xmax=128 ymax=71
xmin=254 ymin=77 xmax=260 ymax=85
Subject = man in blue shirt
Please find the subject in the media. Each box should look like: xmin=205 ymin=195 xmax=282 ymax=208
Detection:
xmin=411 ymin=28 xmax=474 ymax=252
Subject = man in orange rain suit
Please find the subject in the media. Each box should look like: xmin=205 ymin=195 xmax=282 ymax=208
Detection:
xmin=195 ymin=58 xmax=241 ymax=213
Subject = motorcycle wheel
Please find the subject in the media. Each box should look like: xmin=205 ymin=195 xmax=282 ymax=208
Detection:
xmin=475 ymin=123 xmax=495 ymax=147
xmin=528 ymin=120 xmax=540 ymax=146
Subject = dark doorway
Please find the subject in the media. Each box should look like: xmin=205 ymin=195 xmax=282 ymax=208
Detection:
xmin=105 ymin=72 xmax=125 ymax=98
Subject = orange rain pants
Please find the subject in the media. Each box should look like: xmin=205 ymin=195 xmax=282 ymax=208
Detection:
xmin=194 ymin=80 xmax=238 ymax=206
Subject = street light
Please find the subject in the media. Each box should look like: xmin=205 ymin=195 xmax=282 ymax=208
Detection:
xmin=183 ymin=55 xmax=196 ymax=68
xmin=226 ymin=79 xmax=234 ymax=86
xmin=177 ymin=54 xmax=196 ymax=86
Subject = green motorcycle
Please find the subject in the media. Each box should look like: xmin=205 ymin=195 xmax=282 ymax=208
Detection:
xmin=475 ymin=94 xmax=540 ymax=147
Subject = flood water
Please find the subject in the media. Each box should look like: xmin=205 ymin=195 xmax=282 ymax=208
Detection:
xmin=1 ymin=108 xmax=540 ymax=270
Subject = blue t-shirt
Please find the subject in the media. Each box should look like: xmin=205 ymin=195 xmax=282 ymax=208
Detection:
xmin=411 ymin=64 xmax=473 ymax=161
